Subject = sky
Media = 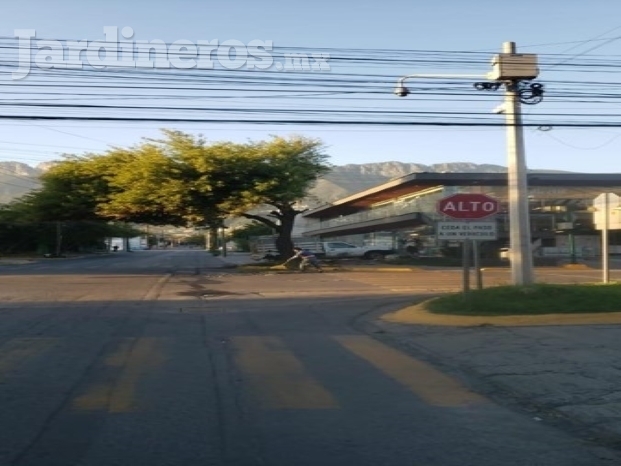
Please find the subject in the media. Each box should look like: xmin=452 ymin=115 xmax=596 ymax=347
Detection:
xmin=1 ymin=0 xmax=621 ymax=173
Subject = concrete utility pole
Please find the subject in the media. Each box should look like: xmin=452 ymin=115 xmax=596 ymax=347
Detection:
xmin=501 ymin=41 xmax=534 ymax=285
xmin=395 ymin=41 xmax=540 ymax=286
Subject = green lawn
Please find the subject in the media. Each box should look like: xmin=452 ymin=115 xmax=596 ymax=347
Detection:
xmin=426 ymin=283 xmax=621 ymax=316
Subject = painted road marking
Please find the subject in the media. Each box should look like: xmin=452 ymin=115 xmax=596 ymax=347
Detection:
xmin=71 ymin=334 xmax=484 ymax=413
xmin=232 ymin=336 xmax=339 ymax=410
xmin=0 ymin=338 xmax=57 ymax=380
xmin=72 ymin=338 xmax=135 ymax=411
xmin=334 ymin=335 xmax=486 ymax=407
xmin=72 ymin=337 xmax=165 ymax=413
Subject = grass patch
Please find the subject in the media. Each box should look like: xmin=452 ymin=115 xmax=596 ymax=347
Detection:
xmin=426 ymin=283 xmax=621 ymax=316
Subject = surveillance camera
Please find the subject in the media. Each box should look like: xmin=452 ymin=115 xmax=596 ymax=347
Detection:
xmin=394 ymin=86 xmax=409 ymax=97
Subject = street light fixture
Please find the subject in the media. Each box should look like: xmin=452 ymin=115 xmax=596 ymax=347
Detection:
xmin=393 ymin=83 xmax=409 ymax=97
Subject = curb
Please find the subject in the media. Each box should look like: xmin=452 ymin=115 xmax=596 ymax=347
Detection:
xmin=562 ymin=263 xmax=592 ymax=270
xmin=381 ymin=299 xmax=621 ymax=327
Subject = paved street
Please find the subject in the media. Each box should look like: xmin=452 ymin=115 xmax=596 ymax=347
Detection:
xmin=1 ymin=250 xmax=620 ymax=465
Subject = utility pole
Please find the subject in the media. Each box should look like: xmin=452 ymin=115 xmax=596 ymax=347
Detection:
xmin=395 ymin=41 xmax=541 ymax=286
xmin=501 ymin=41 xmax=534 ymax=285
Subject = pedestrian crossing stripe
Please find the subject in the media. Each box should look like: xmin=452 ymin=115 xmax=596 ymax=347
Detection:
xmin=334 ymin=335 xmax=485 ymax=407
xmin=73 ymin=337 xmax=166 ymax=413
xmin=231 ymin=335 xmax=339 ymax=409
xmin=0 ymin=338 xmax=57 ymax=380
xmin=1 ymin=334 xmax=486 ymax=413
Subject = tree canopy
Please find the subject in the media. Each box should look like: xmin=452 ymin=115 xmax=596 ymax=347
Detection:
xmin=9 ymin=130 xmax=331 ymax=256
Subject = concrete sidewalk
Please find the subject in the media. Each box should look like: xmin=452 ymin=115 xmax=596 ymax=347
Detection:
xmin=369 ymin=303 xmax=621 ymax=446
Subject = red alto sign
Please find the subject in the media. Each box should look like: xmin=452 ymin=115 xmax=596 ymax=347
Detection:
xmin=437 ymin=193 xmax=500 ymax=219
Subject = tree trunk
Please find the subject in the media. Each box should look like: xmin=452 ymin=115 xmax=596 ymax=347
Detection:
xmin=208 ymin=226 xmax=219 ymax=254
xmin=274 ymin=208 xmax=296 ymax=258
xmin=241 ymin=206 xmax=300 ymax=258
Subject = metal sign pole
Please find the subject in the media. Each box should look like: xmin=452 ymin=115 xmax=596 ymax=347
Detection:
xmin=603 ymin=193 xmax=610 ymax=284
xmin=473 ymin=240 xmax=483 ymax=290
xmin=462 ymin=239 xmax=471 ymax=293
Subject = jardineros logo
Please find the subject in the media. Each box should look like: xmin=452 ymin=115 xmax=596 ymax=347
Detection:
xmin=12 ymin=26 xmax=331 ymax=79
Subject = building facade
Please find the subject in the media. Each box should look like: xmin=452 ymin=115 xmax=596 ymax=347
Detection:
xmin=302 ymin=173 xmax=621 ymax=259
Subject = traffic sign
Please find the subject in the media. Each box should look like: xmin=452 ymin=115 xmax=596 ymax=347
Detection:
xmin=437 ymin=193 xmax=500 ymax=219
xmin=593 ymin=192 xmax=621 ymax=230
xmin=437 ymin=222 xmax=498 ymax=240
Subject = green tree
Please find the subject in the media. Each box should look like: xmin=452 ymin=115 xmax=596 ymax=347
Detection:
xmin=222 ymin=135 xmax=331 ymax=255
xmin=1 ymin=153 xmax=147 ymax=254
xmin=7 ymin=131 xmax=330 ymax=258
xmin=99 ymin=131 xmax=330 ymax=257
xmin=21 ymin=151 xmax=138 ymax=222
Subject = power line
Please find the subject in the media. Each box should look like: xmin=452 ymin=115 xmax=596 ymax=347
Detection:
xmin=0 ymin=39 xmax=619 ymax=131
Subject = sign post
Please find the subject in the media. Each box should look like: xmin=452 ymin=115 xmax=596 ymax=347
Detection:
xmin=462 ymin=239 xmax=471 ymax=293
xmin=473 ymin=240 xmax=483 ymax=290
xmin=593 ymin=193 xmax=621 ymax=284
xmin=437 ymin=193 xmax=500 ymax=292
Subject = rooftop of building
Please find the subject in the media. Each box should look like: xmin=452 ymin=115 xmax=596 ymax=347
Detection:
xmin=303 ymin=172 xmax=621 ymax=219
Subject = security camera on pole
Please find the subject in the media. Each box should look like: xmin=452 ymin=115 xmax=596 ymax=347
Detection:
xmin=394 ymin=42 xmax=542 ymax=286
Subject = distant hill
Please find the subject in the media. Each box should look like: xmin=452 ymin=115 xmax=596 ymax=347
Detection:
xmin=0 ymin=160 xmax=569 ymax=205
xmin=0 ymin=162 xmax=44 ymax=203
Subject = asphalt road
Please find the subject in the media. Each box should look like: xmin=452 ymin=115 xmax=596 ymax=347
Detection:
xmin=1 ymin=250 xmax=619 ymax=465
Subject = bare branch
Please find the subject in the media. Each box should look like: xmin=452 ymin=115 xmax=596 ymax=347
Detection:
xmin=241 ymin=213 xmax=279 ymax=231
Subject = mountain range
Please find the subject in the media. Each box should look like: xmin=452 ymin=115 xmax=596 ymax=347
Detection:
xmin=0 ymin=162 xmax=44 ymax=204
xmin=0 ymin=160 xmax=565 ymax=205
xmin=308 ymin=161 xmax=568 ymax=203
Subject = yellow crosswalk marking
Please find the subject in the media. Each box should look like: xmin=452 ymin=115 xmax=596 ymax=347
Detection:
xmin=0 ymin=338 xmax=57 ymax=379
xmin=72 ymin=337 xmax=165 ymax=413
xmin=108 ymin=337 xmax=165 ymax=413
xmin=334 ymin=335 xmax=486 ymax=407
xmin=232 ymin=336 xmax=339 ymax=409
